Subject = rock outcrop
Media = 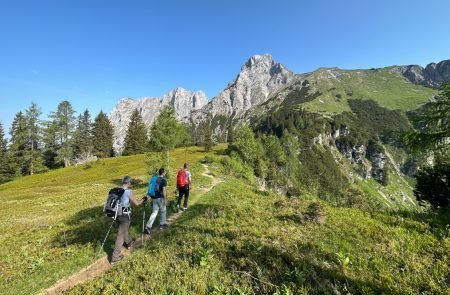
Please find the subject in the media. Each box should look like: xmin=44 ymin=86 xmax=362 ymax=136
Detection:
xmin=193 ymin=54 xmax=294 ymax=121
xmin=109 ymin=88 xmax=207 ymax=153
xmin=392 ymin=60 xmax=450 ymax=88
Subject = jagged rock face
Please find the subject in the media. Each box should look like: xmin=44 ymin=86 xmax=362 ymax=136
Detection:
xmin=368 ymin=152 xmax=386 ymax=182
xmin=109 ymin=88 xmax=207 ymax=153
xmin=194 ymin=54 xmax=294 ymax=121
xmin=393 ymin=60 xmax=450 ymax=88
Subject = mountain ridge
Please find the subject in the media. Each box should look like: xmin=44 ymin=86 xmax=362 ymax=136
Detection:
xmin=109 ymin=54 xmax=449 ymax=153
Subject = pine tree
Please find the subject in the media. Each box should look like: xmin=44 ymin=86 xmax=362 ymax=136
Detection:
xmin=25 ymin=102 xmax=46 ymax=175
xmin=199 ymin=120 xmax=213 ymax=152
xmin=73 ymin=109 xmax=93 ymax=159
xmin=122 ymin=109 xmax=148 ymax=156
xmin=0 ymin=122 xmax=13 ymax=183
xmin=149 ymin=106 xmax=184 ymax=166
xmin=92 ymin=111 xmax=114 ymax=158
xmin=50 ymin=101 xmax=76 ymax=167
xmin=403 ymin=82 xmax=450 ymax=154
xmin=9 ymin=111 xmax=28 ymax=175
xmin=42 ymin=120 xmax=60 ymax=169
xmin=402 ymin=82 xmax=450 ymax=208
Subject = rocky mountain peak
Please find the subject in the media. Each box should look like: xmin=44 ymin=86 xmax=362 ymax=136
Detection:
xmin=109 ymin=88 xmax=208 ymax=154
xmin=245 ymin=54 xmax=274 ymax=67
xmin=195 ymin=54 xmax=294 ymax=122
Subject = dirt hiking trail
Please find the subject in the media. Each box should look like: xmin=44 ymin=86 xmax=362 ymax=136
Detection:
xmin=43 ymin=164 xmax=221 ymax=295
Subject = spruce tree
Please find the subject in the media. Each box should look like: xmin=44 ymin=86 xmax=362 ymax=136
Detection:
xmin=92 ymin=111 xmax=114 ymax=158
xmin=149 ymin=106 xmax=184 ymax=166
xmin=198 ymin=120 xmax=213 ymax=152
xmin=42 ymin=120 xmax=60 ymax=169
xmin=122 ymin=109 xmax=148 ymax=156
xmin=9 ymin=111 xmax=28 ymax=175
xmin=403 ymin=82 xmax=450 ymax=154
xmin=50 ymin=101 xmax=76 ymax=167
xmin=0 ymin=122 xmax=13 ymax=183
xmin=73 ymin=109 xmax=93 ymax=159
xmin=25 ymin=102 xmax=46 ymax=174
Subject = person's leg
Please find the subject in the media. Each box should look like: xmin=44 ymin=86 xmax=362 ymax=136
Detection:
xmin=177 ymin=187 xmax=184 ymax=207
xmin=112 ymin=216 xmax=128 ymax=260
xmin=146 ymin=199 xmax=160 ymax=229
xmin=123 ymin=214 xmax=133 ymax=245
xmin=183 ymin=187 xmax=190 ymax=208
xmin=159 ymin=198 xmax=167 ymax=225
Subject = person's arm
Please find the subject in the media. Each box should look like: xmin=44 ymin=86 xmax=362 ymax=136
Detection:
xmin=129 ymin=192 xmax=144 ymax=206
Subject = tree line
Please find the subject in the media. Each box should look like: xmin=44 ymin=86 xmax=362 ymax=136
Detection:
xmin=0 ymin=102 xmax=214 ymax=184
xmin=0 ymin=101 xmax=114 ymax=184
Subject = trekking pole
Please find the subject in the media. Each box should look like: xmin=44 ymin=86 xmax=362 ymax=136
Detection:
xmin=96 ymin=219 xmax=115 ymax=259
xmin=142 ymin=201 xmax=146 ymax=246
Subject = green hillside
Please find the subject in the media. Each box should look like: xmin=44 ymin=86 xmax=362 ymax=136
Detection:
xmin=1 ymin=146 xmax=448 ymax=294
xmin=0 ymin=147 xmax=213 ymax=294
xmin=302 ymin=68 xmax=438 ymax=114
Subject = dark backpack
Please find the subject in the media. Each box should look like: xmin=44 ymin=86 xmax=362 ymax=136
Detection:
xmin=104 ymin=187 xmax=125 ymax=219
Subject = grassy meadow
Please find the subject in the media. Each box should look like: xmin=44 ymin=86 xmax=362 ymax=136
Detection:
xmin=0 ymin=146 xmax=216 ymax=294
xmin=0 ymin=145 xmax=449 ymax=294
xmin=302 ymin=69 xmax=437 ymax=114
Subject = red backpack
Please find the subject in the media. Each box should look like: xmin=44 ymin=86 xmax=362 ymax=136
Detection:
xmin=176 ymin=170 xmax=187 ymax=188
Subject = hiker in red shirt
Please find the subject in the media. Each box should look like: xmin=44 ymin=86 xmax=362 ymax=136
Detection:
xmin=176 ymin=163 xmax=191 ymax=211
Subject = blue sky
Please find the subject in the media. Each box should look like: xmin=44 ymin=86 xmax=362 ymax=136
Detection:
xmin=1 ymin=0 xmax=449 ymax=132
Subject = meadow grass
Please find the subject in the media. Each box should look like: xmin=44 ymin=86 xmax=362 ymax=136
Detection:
xmin=303 ymin=69 xmax=437 ymax=114
xmin=1 ymin=144 xmax=448 ymax=294
xmin=0 ymin=146 xmax=223 ymax=295
xmin=69 ymin=177 xmax=450 ymax=294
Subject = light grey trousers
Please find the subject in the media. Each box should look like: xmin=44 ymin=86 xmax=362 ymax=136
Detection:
xmin=146 ymin=198 xmax=167 ymax=229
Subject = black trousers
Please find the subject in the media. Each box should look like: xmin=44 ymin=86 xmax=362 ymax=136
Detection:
xmin=177 ymin=185 xmax=190 ymax=208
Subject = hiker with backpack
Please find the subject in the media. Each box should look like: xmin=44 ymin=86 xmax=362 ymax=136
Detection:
xmin=108 ymin=176 xmax=147 ymax=264
xmin=176 ymin=163 xmax=191 ymax=211
xmin=144 ymin=168 xmax=169 ymax=234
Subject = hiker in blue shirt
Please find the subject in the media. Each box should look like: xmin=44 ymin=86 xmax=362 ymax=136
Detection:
xmin=147 ymin=169 xmax=159 ymax=198
xmin=144 ymin=168 xmax=169 ymax=234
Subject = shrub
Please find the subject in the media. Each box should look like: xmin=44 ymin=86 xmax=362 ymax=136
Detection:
xmin=304 ymin=201 xmax=326 ymax=224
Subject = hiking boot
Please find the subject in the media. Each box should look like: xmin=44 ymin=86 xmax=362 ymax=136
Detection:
xmin=124 ymin=238 xmax=135 ymax=249
xmin=110 ymin=255 xmax=124 ymax=265
xmin=144 ymin=227 xmax=152 ymax=235
xmin=159 ymin=223 xmax=169 ymax=230
xmin=182 ymin=207 xmax=187 ymax=211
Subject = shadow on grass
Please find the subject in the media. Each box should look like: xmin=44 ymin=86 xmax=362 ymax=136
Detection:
xmin=52 ymin=204 xmax=151 ymax=256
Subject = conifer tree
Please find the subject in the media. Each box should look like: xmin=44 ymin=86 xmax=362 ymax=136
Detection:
xmin=0 ymin=122 xmax=13 ymax=183
xmin=50 ymin=101 xmax=76 ymax=167
xmin=73 ymin=109 xmax=93 ymax=158
xmin=42 ymin=120 xmax=60 ymax=168
xmin=25 ymin=102 xmax=46 ymax=174
xmin=198 ymin=119 xmax=213 ymax=152
xmin=9 ymin=111 xmax=28 ymax=175
xmin=149 ymin=106 xmax=184 ymax=166
xmin=122 ymin=109 xmax=148 ymax=156
xmin=92 ymin=111 xmax=114 ymax=158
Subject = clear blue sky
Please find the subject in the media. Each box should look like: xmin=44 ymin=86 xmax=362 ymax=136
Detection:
xmin=1 ymin=0 xmax=449 ymax=132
